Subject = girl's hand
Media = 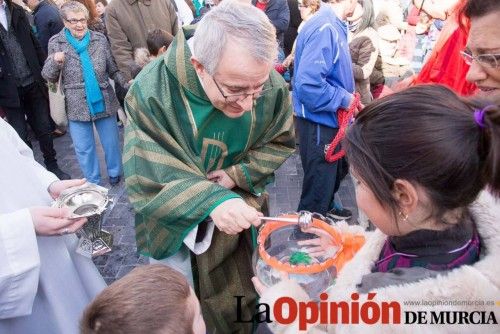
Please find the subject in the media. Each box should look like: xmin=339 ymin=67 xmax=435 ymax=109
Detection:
xmin=252 ymin=276 xmax=267 ymax=296
xmin=298 ymin=226 xmax=340 ymax=258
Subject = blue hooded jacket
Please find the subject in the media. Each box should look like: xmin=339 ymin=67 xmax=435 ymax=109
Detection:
xmin=292 ymin=5 xmax=354 ymax=128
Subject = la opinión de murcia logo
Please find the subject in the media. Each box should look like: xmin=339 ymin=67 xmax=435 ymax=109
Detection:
xmin=234 ymin=293 xmax=498 ymax=331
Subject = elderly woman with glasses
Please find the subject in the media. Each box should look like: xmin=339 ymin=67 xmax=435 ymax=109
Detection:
xmin=42 ymin=1 xmax=127 ymax=186
xmin=463 ymin=0 xmax=500 ymax=100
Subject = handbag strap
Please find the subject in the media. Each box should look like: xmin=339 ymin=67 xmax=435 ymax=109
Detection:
xmin=57 ymin=70 xmax=64 ymax=94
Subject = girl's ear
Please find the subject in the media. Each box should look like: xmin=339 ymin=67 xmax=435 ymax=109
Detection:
xmin=158 ymin=46 xmax=167 ymax=55
xmin=392 ymin=179 xmax=419 ymax=215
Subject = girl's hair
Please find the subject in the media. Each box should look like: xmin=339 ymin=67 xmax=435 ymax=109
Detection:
xmin=355 ymin=0 xmax=375 ymax=33
xmin=74 ymin=0 xmax=99 ymax=24
xmin=344 ymin=85 xmax=500 ymax=222
xmin=463 ymin=0 xmax=500 ymax=19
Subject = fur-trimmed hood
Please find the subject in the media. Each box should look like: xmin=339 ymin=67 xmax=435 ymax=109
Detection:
xmin=261 ymin=191 xmax=500 ymax=333
xmin=133 ymin=48 xmax=151 ymax=69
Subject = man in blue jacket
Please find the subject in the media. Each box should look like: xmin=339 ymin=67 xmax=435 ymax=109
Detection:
xmin=293 ymin=0 xmax=358 ymax=218
xmin=24 ymin=0 xmax=64 ymax=54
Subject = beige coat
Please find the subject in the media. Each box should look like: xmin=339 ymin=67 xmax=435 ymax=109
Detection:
xmin=105 ymin=0 xmax=178 ymax=81
xmin=261 ymin=191 xmax=500 ymax=333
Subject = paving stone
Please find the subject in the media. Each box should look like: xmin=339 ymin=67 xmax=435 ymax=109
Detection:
xmin=103 ymin=277 xmax=115 ymax=285
xmin=92 ymin=255 xmax=108 ymax=267
xmin=100 ymin=260 xmax=122 ymax=279
xmin=32 ymin=127 xmax=359 ymax=284
xmin=116 ymin=265 xmax=137 ymax=280
xmin=120 ymin=232 xmax=137 ymax=245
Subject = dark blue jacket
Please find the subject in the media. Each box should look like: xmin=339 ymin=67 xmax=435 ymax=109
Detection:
xmin=292 ymin=5 xmax=354 ymax=129
xmin=33 ymin=0 xmax=63 ymax=54
xmin=252 ymin=0 xmax=290 ymax=47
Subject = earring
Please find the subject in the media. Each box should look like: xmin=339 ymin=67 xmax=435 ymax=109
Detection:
xmin=399 ymin=211 xmax=409 ymax=223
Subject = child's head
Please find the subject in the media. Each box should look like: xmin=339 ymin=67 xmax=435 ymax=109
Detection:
xmin=147 ymin=29 xmax=174 ymax=58
xmin=345 ymin=85 xmax=500 ymax=236
xmin=80 ymin=264 xmax=206 ymax=334
xmin=298 ymin=0 xmax=321 ymax=20
xmin=95 ymin=0 xmax=107 ymax=16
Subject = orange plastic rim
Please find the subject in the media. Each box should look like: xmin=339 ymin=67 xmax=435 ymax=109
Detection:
xmin=257 ymin=214 xmax=344 ymax=275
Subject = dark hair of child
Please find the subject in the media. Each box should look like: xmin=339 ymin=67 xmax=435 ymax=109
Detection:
xmin=344 ymin=84 xmax=500 ymax=230
xmin=146 ymin=29 xmax=174 ymax=57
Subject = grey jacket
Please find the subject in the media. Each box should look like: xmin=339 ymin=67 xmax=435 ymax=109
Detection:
xmin=42 ymin=30 xmax=127 ymax=122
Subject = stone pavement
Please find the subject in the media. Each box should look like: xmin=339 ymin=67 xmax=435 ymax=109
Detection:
xmin=32 ymin=128 xmax=358 ymax=285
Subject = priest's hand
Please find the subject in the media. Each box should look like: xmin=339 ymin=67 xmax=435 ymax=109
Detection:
xmin=207 ymin=169 xmax=236 ymax=189
xmin=48 ymin=178 xmax=87 ymax=200
xmin=209 ymin=198 xmax=262 ymax=235
xmin=29 ymin=206 xmax=87 ymax=236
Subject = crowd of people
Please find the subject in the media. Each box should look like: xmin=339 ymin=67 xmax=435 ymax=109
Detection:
xmin=0 ymin=0 xmax=499 ymax=333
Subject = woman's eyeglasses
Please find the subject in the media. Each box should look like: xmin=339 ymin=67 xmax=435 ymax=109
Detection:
xmin=65 ymin=18 xmax=88 ymax=25
xmin=460 ymin=49 xmax=500 ymax=68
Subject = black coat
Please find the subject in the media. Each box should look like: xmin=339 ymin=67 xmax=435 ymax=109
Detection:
xmin=33 ymin=0 xmax=64 ymax=54
xmin=252 ymin=0 xmax=290 ymax=47
xmin=0 ymin=0 xmax=46 ymax=108
xmin=284 ymin=0 xmax=301 ymax=57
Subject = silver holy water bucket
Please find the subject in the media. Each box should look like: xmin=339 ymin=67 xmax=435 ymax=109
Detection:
xmin=52 ymin=183 xmax=113 ymax=257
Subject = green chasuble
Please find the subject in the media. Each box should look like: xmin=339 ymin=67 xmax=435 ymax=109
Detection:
xmin=185 ymin=90 xmax=251 ymax=172
xmin=123 ymin=26 xmax=295 ymax=333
